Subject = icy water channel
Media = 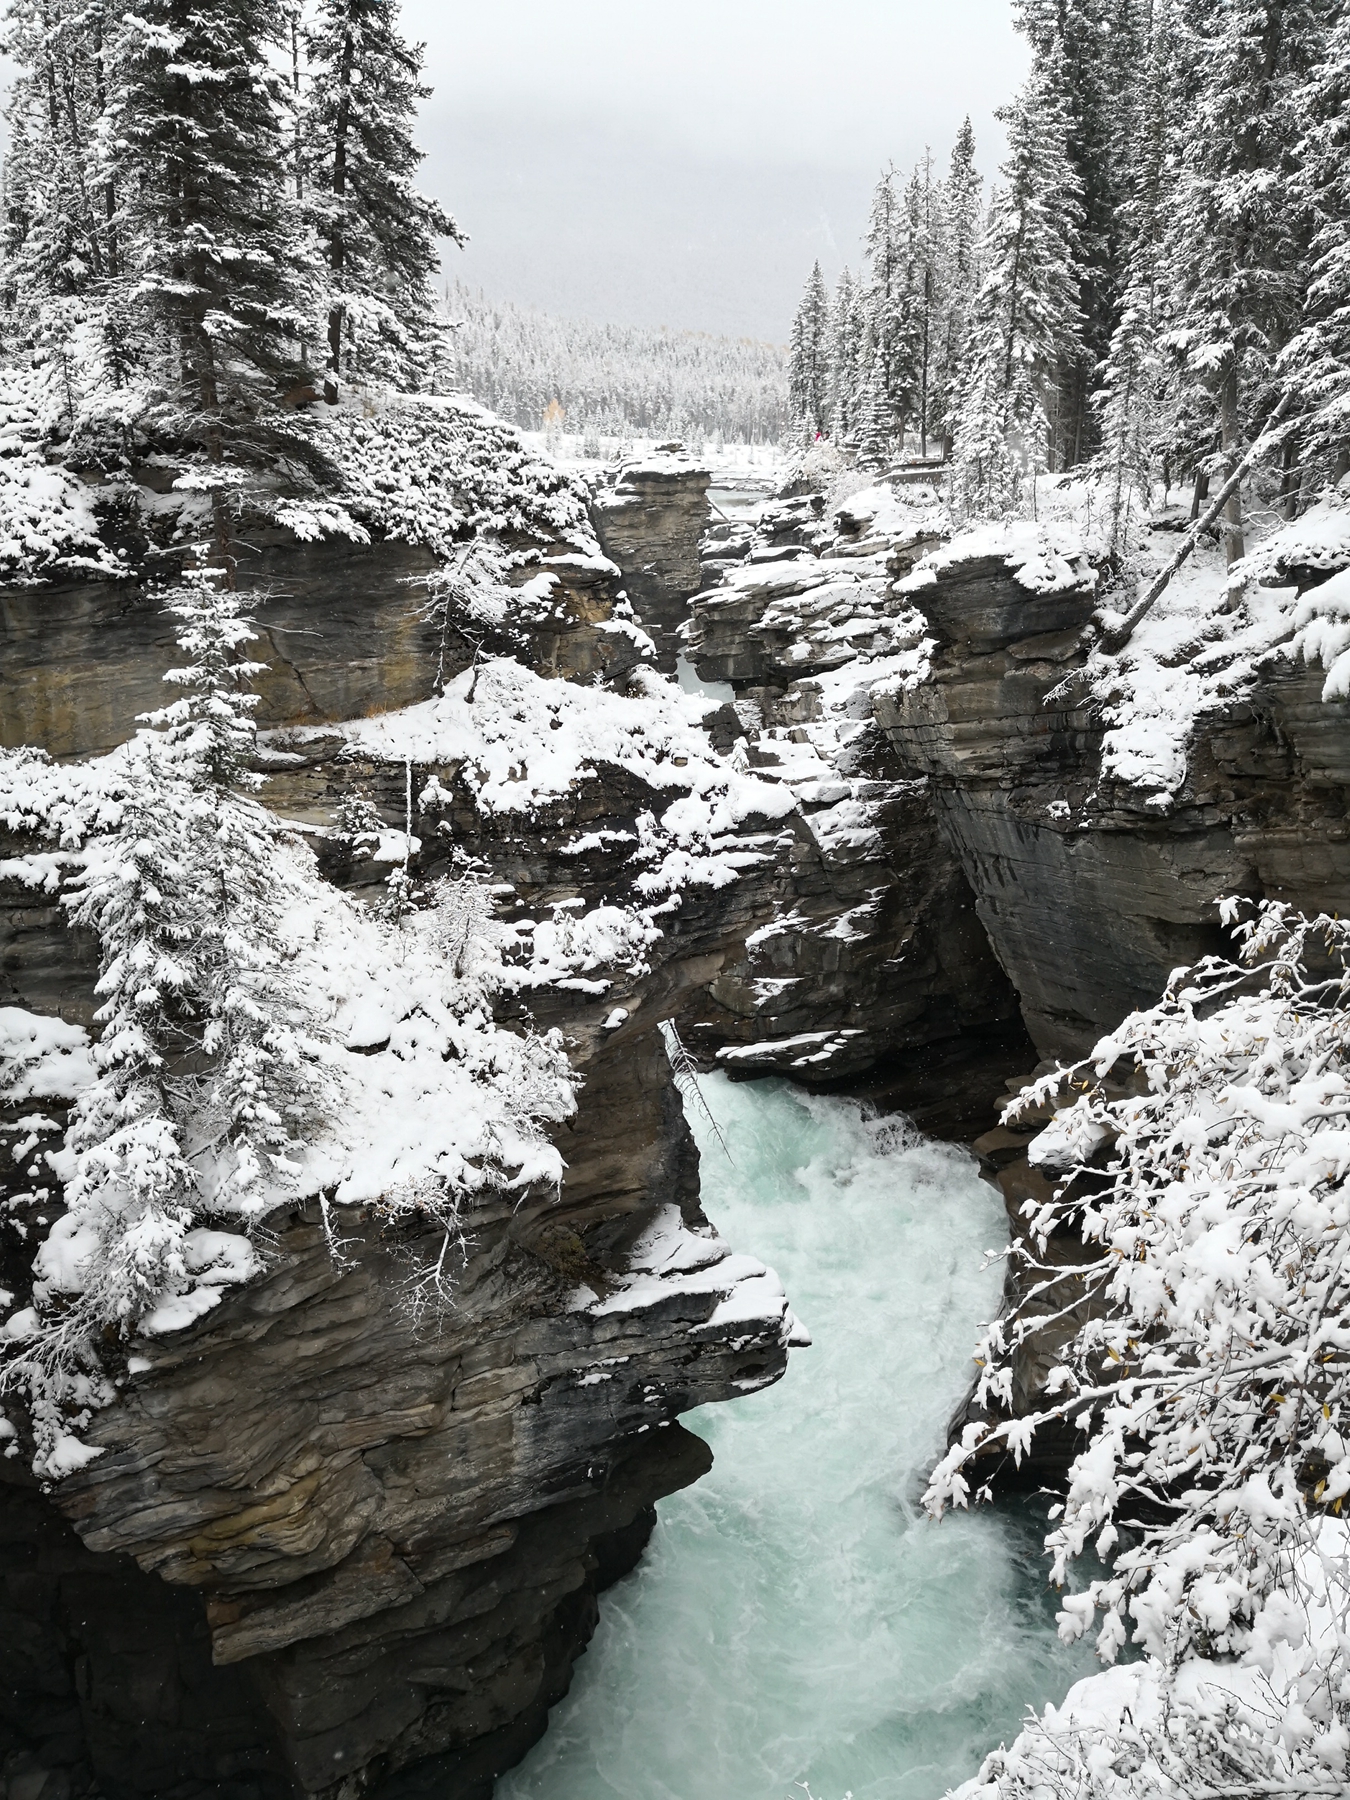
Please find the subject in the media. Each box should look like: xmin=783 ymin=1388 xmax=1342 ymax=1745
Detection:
xmin=499 ymin=1077 xmax=1095 ymax=1800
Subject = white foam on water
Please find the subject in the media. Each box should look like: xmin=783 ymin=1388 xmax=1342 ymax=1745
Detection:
xmin=498 ymin=1076 xmax=1095 ymax=1800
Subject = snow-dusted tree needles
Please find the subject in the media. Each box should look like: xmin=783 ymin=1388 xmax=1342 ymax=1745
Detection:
xmin=418 ymin=535 xmax=511 ymax=696
xmin=930 ymin=900 xmax=1350 ymax=1797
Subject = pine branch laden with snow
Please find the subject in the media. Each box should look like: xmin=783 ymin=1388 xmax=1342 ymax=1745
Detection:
xmin=273 ymin=393 xmax=594 ymax=559
xmin=929 ymin=899 xmax=1350 ymax=1796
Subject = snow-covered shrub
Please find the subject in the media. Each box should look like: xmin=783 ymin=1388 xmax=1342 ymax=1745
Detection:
xmin=0 ymin=362 xmax=129 ymax=582
xmin=418 ymin=534 xmax=512 ymax=694
xmin=929 ymin=900 xmax=1350 ymax=1794
xmin=275 ymin=393 xmax=593 ymax=556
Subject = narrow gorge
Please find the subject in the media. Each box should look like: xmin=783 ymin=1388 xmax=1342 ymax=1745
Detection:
xmin=4 ymin=412 xmax=1350 ymax=1800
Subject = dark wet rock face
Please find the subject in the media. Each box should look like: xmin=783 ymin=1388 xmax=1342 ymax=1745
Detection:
xmin=1 ymin=534 xmax=644 ymax=763
xmin=681 ymin=484 xmax=1349 ymax=1492
xmin=0 ymin=469 xmax=800 ymax=1800
xmin=591 ymin=453 xmax=711 ymax=673
xmin=870 ymin=556 xmax=1350 ymax=1062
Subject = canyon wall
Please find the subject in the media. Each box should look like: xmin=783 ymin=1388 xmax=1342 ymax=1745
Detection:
xmin=7 ymin=433 xmax=1349 ymax=1798
xmin=683 ymin=480 xmax=1350 ymax=1488
xmin=0 ymin=463 xmax=804 ymax=1800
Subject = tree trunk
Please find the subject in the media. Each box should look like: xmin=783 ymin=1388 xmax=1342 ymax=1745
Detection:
xmin=92 ymin=9 xmax=118 ymax=278
xmin=325 ymin=15 xmax=356 ymax=405
xmin=1279 ymin=432 xmax=1300 ymax=521
xmin=1189 ymin=469 xmax=1210 ymax=521
xmin=1219 ymin=361 xmax=1244 ymax=568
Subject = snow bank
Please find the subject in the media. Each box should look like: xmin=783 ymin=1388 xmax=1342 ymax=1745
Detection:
xmin=1235 ymin=490 xmax=1350 ymax=584
xmin=1283 ymin=565 xmax=1350 ymax=700
xmin=300 ymin=658 xmax=797 ymax=895
xmin=898 ymin=519 xmax=1098 ymax=598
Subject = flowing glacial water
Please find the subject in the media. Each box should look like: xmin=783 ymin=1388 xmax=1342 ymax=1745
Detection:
xmin=499 ymin=1077 xmax=1096 ymax=1800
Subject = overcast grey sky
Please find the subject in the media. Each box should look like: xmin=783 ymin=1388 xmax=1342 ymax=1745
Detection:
xmin=405 ymin=1 xmax=1028 ymax=341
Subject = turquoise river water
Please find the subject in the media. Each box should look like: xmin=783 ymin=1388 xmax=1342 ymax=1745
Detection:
xmin=498 ymin=1076 xmax=1094 ymax=1800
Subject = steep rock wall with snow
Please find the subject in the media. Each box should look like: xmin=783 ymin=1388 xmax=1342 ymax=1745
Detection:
xmin=0 ymin=426 xmax=813 ymax=1800
xmin=684 ymin=481 xmax=1350 ymax=1489
xmin=686 ymin=490 xmax=1350 ymax=1068
xmin=591 ymin=452 xmax=711 ymax=673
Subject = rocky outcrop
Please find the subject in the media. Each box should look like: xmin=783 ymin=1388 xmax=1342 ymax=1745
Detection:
xmin=1 ymin=534 xmax=646 ymax=764
xmin=2 ymin=692 xmax=803 ymax=1794
xmin=0 ymin=455 xmax=808 ymax=1800
xmin=869 ymin=550 xmax=1350 ymax=1062
xmin=687 ymin=495 xmax=1350 ymax=1072
xmin=591 ymin=451 xmax=711 ymax=673
xmin=679 ymin=491 xmax=1033 ymax=1132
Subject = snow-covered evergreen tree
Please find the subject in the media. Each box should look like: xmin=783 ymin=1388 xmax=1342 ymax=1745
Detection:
xmin=304 ymin=0 xmax=463 ymax=401
xmin=1092 ymin=1 xmax=1180 ymax=546
xmin=1281 ymin=5 xmax=1350 ymax=491
xmin=952 ymin=46 xmax=1083 ymax=519
xmin=859 ymin=164 xmax=912 ymax=464
xmin=931 ymin=117 xmax=983 ymax=455
xmin=828 ymin=267 xmax=865 ymax=451
xmin=106 ymin=0 xmax=313 ymax=538
xmin=904 ymin=151 xmax=946 ymax=457
xmin=1013 ymin=0 xmax=1147 ymax=468
xmin=0 ymin=0 xmax=136 ymax=435
xmin=788 ymin=260 xmax=831 ymax=437
xmin=1160 ymin=0 xmax=1327 ymax=565
xmin=42 ymin=582 xmax=328 ymax=1375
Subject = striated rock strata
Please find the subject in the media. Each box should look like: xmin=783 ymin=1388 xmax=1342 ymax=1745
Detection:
xmin=684 ymin=481 xmax=1350 ymax=1485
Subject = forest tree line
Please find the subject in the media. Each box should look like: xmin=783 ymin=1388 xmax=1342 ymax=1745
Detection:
xmin=446 ymin=281 xmax=789 ymax=449
xmin=0 ymin=0 xmax=453 ymax=495
xmin=789 ymin=0 xmax=1350 ymax=553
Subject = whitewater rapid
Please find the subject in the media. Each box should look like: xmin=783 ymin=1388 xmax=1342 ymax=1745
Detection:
xmin=498 ymin=1076 xmax=1093 ymax=1800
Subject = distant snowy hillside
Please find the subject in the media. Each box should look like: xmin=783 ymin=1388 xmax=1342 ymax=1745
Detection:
xmin=444 ymin=282 xmax=788 ymax=449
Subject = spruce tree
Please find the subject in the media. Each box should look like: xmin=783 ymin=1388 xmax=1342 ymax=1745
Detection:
xmin=1160 ymin=0 xmax=1328 ymax=565
xmin=1 ymin=0 xmax=121 ymax=301
xmin=1013 ymin=0 xmax=1146 ymax=468
xmin=828 ymin=267 xmax=864 ymax=450
xmin=931 ymin=117 xmax=982 ymax=456
xmin=861 ymin=164 xmax=911 ymax=460
xmin=1 ymin=0 xmax=132 ymax=436
xmin=788 ymin=259 xmax=831 ymax=437
xmin=1092 ymin=0 xmax=1178 ymax=545
xmin=904 ymin=151 xmax=946 ymax=456
xmin=304 ymin=0 xmax=463 ymax=401
xmin=952 ymin=45 xmax=1083 ymax=517
xmin=1280 ymin=6 xmax=1350 ymax=491
xmin=109 ymin=0 xmax=313 ymax=552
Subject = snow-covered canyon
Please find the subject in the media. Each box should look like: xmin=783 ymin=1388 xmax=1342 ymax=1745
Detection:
xmin=3 ymin=405 xmax=1350 ymax=1800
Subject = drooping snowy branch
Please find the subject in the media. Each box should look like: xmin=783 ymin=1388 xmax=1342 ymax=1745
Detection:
xmin=930 ymin=899 xmax=1350 ymax=1794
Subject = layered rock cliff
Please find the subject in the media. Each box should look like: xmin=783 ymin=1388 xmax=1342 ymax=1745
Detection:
xmin=0 ymin=419 xmax=807 ymax=1800
xmin=683 ymin=474 xmax=1350 ymax=1485
xmin=7 ymin=409 xmax=1349 ymax=1799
